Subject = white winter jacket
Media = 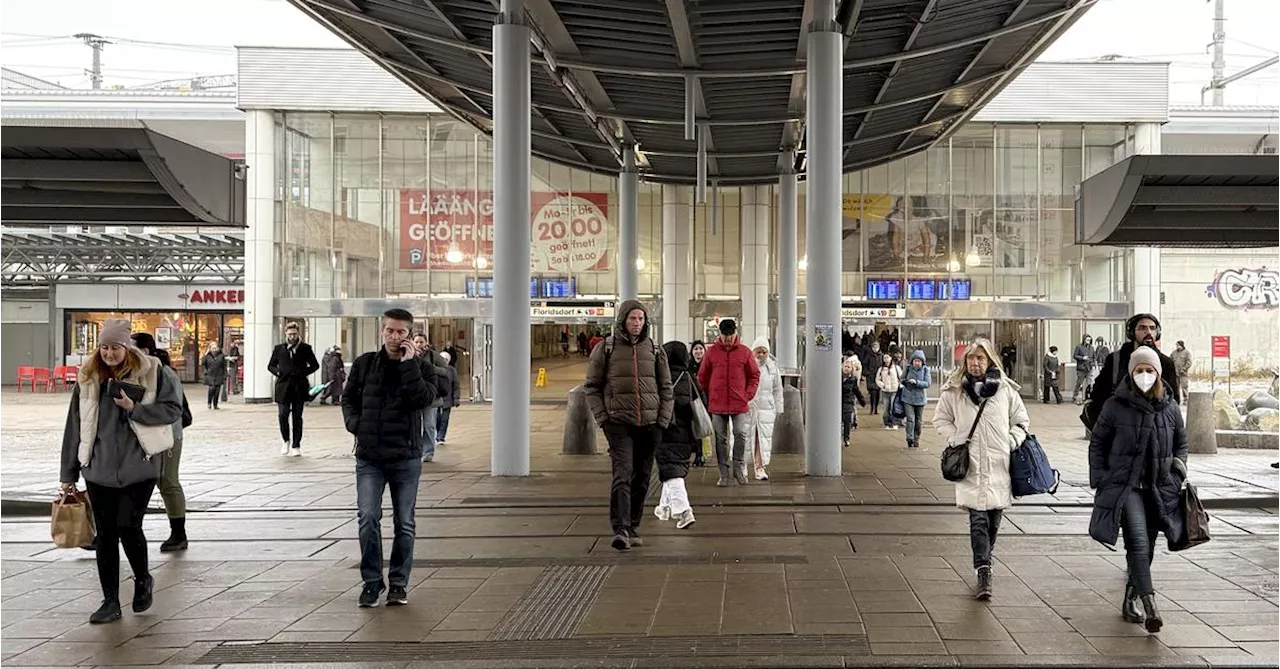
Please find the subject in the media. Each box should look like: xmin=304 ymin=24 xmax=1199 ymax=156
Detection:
xmin=876 ymin=365 xmax=902 ymax=394
xmin=750 ymin=357 xmax=784 ymax=416
xmin=932 ymin=373 xmax=1030 ymax=511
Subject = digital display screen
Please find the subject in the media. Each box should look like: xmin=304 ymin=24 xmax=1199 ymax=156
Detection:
xmin=866 ymin=279 xmax=902 ymax=301
xmin=906 ymin=279 xmax=937 ymax=300
xmin=938 ymin=279 xmax=972 ymax=301
xmin=538 ymin=277 xmax=576 ymax=298
xmin=465 ymin=277 xmax=545 ymax=299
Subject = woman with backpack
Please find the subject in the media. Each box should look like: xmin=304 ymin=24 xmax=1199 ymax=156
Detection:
xmin=933 ymin=338 xmax=1029 ymax=601
xmin=1087 ymin=346 xmax=1188 ymax=634
xmin=59 ymin=319 xmax=184 ymax=624
xmin=653 ymin=341 xmax=699 ymax=529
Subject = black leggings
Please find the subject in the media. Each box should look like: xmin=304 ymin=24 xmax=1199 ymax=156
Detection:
xmin=86 ymin=479 xmax=156 ymax=600
xmin=206 ymin=384 xmax=220 ymax=408
xmin=1120 ymin=489 xmax=1160 ymax=596
xmin=868 ymin=387 xmax=881 ymax=415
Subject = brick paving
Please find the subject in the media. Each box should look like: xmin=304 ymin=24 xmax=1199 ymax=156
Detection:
xmin=2 ymin=367 xmax=1277 ymax=668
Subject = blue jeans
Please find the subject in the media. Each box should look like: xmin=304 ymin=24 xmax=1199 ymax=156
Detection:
xmin=356 ymin=457 xmax=422 ymax=587
xmin=421 ymin=407 xmax=438 ymax=459
xmin=436 ymin=407 xmax=453 ymax=442
xmin=904 ymin=403 xmax=925 ymax=445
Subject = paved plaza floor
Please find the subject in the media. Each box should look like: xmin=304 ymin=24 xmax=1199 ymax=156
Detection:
xmin=1 ymin=366 xmax=1277 ymax=668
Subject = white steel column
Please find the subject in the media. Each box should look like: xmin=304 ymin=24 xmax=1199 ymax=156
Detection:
xmin=805 ymin=1 xmax=843 ymax=476
xmin=740 ymin=185 xmax=772 ymax=345
xmin=1131 ymin=123 xmax=1162 ymax=322
xmin=244 ymin=109 xmax=277 ymax=404
xmin=777 ymin=165 xmax=798 ymax=369
xmin=661 ymin=184 xmax=693 ymax=344
xmin=491 ymin=0 xmax=531 ymax=476
xmin=618 ymin=146 xmax=639 ymax=301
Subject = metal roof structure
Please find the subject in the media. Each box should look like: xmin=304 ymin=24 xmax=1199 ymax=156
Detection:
xmin=0 ymin=229 xmax=245 ymax=286
xmin=1 ymin=126 xmax=245 ymax=226
xmin=1075 ymin=155 xmax=1279 ymax=248
xmin=288 ymin=0 xmax=1095 ymax=185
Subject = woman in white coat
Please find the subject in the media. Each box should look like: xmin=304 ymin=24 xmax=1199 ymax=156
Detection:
xmin=748 ymin=337 xmax=785 ymax=481
xmin=933 ymin=338 xmax=1030 ymax=601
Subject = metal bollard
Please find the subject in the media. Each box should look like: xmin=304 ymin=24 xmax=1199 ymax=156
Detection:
xmin=774 ymin=385 xmax=805 ymax=455
xmin=1186 ymin=390 xmax=1217 ymax=455
xmin=562 ymin=385 xmax=598 ymax=455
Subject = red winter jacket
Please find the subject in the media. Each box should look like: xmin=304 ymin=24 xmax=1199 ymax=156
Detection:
xmin=697 ymin=336 xmax=760 ymax=415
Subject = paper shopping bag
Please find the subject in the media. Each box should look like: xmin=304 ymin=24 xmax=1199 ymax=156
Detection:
xmin=51 ymin=490 xmax=95 ymax=549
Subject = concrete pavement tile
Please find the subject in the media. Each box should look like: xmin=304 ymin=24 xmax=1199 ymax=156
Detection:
xmin=482 ymin=567 xmax=546 ymax=586
xmin=1066 ymin=614 xmax=1153 ymax=637
xmin=869 ymin=641 xmax=948 ymax=655
xmin=1155 ymin=624 xmax=1248 ymax=648
xmin=791 ymin=622 xmax=864 ymax=635
xmin=4 ymin=641 xmax=114 ymax=666
xmin=943 ymin=640 xmax=1023 ymax=655
xmin=1010 ymin=631 xmax=1100 ymax=655
xmin=1178 ymin=599 xmax=1280 ymax=614
xmin=344 ymin=622 xmax=431 ymax=642
xmin=1 ymin=616 xmax=87 ymax=640
xmin=432 ymin=610 xmax=506 ymax=631
xmin=83 ymin=645 xmax=182 ymax=666
xmin=285 ymin=613 xmax=373 ymax=632
xmin=1037 ymin=588 xmax=1115 ymax=607
xmin=860 ymin=613 xmax=934 ymax=628
xmin=430 ymin=567 xmax=499 ymax=579
xmin=1 ymin=637 xmax=45 ymax=659
xmin=717 ymin=616 xmax=794 ymax=635
xmin=51 ymin=620 xmax=155 ymax=644
xmin=934 ymin=621 xmax=1013 ymax=641
xmin=232 ymin=603 xmax=323 ymax=620
xmin=1194 ymin=613 xmax=1279 ymax=627
xmin=267 ymin=631 xmax=351 ymax=642
xmin=450 ymin=595 xmax=522 ymax=613
xmin=1238 ymin=641 xmax=1280 ymax=656
xmin=790 ymin=604 xmax=862 ymax=624
xmin=783 ymin=559 xmax=844 ymax=581
xmin=996 ymin=616 xmax=1076 ymax=633
xmin=666 ymin=565 xmax=726 ymax=582
xmin=1085 ymin=635 xmax=1182 ymax=657
xmin=136 ymin=618 xmax=230 ymax=636
xmin=422 ymin=630 xmax=495 ymax=642
xmin=909 ymin=580 xmax=974 ymax=596
xmin=724 ymin=563 xmax=785 ymax=574
xmin=867 ymin=626 xmax=941 ymax=643
xmin=647 ymin=624 xmax=721 ymax=637
xmin=986 ymin=605 xmax=1059 ymax=619
xmin=1173 ymin=646 xmax=1255 ymax=658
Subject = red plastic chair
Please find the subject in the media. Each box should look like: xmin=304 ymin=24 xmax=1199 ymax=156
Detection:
xmin=15 ymin=366 xmax=35 ymax=392
xmin=64 ymin=366 xmax=79 ymax=388
xmin=32 ymin=367 xmax=52 ymax=393
xmin=51 ymin=366 xmax=67 ymax=392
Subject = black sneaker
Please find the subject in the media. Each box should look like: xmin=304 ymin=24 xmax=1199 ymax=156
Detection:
xmin=626 ymin=529 xmax=644 ymax=547
xmin=358 ymin=581 xmax=385 ymax=608
xmin=132 ymin=574 xmax=154 ymax=613
xmin=89 ymin=598 xmax=121 ymax=624
xmin=386 ymin=585 xmax=409 ymax=606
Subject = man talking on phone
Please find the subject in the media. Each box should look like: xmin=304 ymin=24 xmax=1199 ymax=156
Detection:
xmin=342 ymin=308 xmax=436 ymax=608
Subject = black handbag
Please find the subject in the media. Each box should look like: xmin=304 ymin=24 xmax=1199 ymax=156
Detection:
xmin=1168 ymin=482 xmax=1211 ymax=552
xmin=941 ymin=398 xmax=989 ymax=482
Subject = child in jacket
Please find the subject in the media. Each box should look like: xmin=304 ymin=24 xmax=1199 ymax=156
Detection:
xmin=841 ymin=357 xmax=867 ymax=446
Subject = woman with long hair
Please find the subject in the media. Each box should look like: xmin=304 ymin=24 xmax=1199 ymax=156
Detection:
xmin=688 ymin=340 xmax=708 ymax=467
xmin=933 ymin=339 xmax=1029 ymax=600
xmin=60 ymin=320 xmax=184 ymax=624
xmin=201 ymin=342 xmax=227 ymax=409
xmin=1088 ymin=346 xmax=1187 ymax=633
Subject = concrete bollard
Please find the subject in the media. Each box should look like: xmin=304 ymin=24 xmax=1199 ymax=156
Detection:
xmin=562 ymin=385 xmax=598 ymax=455
xmin=1187 ymin=390 xmax=1217 ymax=455
xmin=774 ymin=385 xmax=805 ymax=455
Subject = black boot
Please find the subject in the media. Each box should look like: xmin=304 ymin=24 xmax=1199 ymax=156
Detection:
xmin=1140 ymin=594 xmax=1162 ymax=633
xmin=974 ymin=566 xmax=993 ymax=601
xmin=89 ymin=598 xmax=121 ymax=624
xmin=160 ymin=517 xmax=188 ymax=552
xmin=1121 ymin=584 xmax=1144 ymax=624
xmin=132 ymin=574 xmax=154 ymax=613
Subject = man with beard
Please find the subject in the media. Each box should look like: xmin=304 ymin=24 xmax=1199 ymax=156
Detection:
xmin=1084 ymin=313 xmax=1180 ymax=430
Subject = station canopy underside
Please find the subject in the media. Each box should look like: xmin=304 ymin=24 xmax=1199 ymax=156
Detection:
xmin=290 ymin=0 xmax=1091 ymax=184
xmin=0 ymin=229 xmax=245 ymax=286
xmin=1 ymin=126 xmax=244 ymax=226
xmin=1076 ymin=155 xmax=1280 ymax=248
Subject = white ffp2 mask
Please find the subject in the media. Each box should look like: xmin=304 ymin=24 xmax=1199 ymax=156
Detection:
xmin=1133 ymin=372 xmax=1158 ymax=393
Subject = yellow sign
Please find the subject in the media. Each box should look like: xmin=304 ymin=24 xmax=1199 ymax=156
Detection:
xmin=842 ymin=194 xmax=895 ymax=220
xmin=535 ymin=368 xmax=547 ymax=388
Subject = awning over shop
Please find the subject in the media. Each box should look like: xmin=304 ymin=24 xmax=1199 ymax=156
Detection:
xmin=1 ymin=126 xmax=244 ymax=226
xmin=1075 ymin=154 xmax=1278 ymax=248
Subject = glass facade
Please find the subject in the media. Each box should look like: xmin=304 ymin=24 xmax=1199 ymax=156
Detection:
xmin=272 ymin=113 xmax=1134 ymax=308
xmin=66 ymin=311 xmax=243 ymax=383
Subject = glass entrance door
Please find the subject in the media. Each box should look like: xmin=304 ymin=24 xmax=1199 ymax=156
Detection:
xmin=995 ymin=320 xmax=1040 ymax=398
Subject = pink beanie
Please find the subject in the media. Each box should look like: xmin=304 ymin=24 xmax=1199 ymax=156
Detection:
xmin=98 ymin=319 xmax=134 ymax=348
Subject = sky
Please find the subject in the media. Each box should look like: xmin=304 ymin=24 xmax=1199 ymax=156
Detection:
xmin=1 ymin=0 xmax=1277 ymax=105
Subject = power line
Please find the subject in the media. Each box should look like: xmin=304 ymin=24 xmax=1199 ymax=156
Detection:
xmin=1227 ymin=37 xmax=1279 ymax=55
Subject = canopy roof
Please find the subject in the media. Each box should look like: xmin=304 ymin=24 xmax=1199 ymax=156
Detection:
xmin=289 ymin=0 xmax=1092 ymax=184
xmin=1075 ymin=154 xmax=1279 ymax=248
xmin=1 ymin=126 xmax=244 ymax=226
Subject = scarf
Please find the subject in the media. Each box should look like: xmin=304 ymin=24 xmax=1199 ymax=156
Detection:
xmin=961 ymin=365 xmax=1003 ymax=406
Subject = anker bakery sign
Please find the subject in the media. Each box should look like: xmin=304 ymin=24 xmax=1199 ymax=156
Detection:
xmin=181 ymin=289 xmax=246 ymax=305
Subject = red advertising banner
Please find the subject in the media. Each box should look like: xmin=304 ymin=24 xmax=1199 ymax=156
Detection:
xmin=399 ymin=189 xmax=611 ymax=272
xmin=1211 ymin=335 xmax=1230 ymax=358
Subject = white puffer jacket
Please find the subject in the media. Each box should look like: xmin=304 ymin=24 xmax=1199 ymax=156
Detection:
xmin=876 ymin=364 xmax=902 ymax=394
xmin=750 ymin=356 xmax=784 ymax=415
xmin=933 ymin=371 xmax=1030 ymax=511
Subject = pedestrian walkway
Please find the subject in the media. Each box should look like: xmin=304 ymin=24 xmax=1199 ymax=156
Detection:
xmin=2 ymin=387 xmax=1276 ymax=667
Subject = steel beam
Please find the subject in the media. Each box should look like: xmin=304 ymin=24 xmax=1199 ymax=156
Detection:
xmin=846 ymin=0 xmax=937 ymax=162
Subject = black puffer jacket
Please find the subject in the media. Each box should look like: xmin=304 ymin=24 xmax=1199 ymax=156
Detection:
xmin=657 ymin=341 xmax=697 ymax=481
xmin=1087 ymin=376 xmax=1188 ymax=547
xmin=342 ymin=348 xmax=435 ymax=462
xmin=841 ymin=373 xmax=865 ymax=414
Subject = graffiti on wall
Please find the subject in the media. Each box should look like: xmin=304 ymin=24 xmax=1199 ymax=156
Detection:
xmin=1207 ymin=268 xmax=1279 ymax=310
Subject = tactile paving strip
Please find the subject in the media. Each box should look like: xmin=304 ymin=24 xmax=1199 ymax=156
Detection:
xmin=488 ymin=564 xmax=612 ymax=640
xmin=197 ymin=634 xmax=870 ymax=664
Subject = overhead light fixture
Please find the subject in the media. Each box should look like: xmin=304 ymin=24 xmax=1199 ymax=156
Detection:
xmin=798 ymin=255 xmax=808 ymax=271
xmin=474 ymin=256 xmax=489 ymax=270
xmin=446 ymin=247 xmax=464 ymax=264
xmin=948 ymin=256 xmax=962 ymax=273
xmin=966 ymin=249 xmax=982 ymax=268
xmin=635 ymin=257 xmax=646 ymax=271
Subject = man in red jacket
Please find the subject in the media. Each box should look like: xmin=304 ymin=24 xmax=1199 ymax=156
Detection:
xmin=697 ymin=319 xmax=760 ymax=486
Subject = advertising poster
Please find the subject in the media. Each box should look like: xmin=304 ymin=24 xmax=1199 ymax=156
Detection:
xmin=814 ymin=324 xmax=834 ymax=352
xmin=399 ymin=189 xmax=611 ymax=272
xmin=846 ymin=195 xmax=954 ymax=272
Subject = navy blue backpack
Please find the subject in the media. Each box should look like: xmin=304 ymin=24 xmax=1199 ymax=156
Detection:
xmin=1010 ymin=432 xmax=1059 ymax=498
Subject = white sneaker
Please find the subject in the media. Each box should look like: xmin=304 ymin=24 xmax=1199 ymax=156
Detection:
xmin=281 ymin=441 xmax=291 ymax=456
xmin=755 ymin=469 xmax=768 ymax=481
xmin=653 ymin=505 xmax=671 ymax=521
xmin=437 ymin=439 xmax=446 ymax=445
xmin=676 ymin=509 xmax=696 ymax=530
xmin=289 ymin=447 xmax=302 ymax=458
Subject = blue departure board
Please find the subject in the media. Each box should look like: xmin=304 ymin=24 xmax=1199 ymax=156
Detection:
xmin=937 ymin=279 xmax=972 ymax=300
xmin=465 ymin=277 xmax=545 ymax=298
xmin=538 ymin=277 xmax=576 ymax=298
xmin=866 ymin=279 xmax=902 ymax=301
xmin=906 ymin=279 xmax=937 ymax=300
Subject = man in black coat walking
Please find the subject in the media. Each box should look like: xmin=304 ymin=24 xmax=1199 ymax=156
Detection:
xmin=267 ymin=322 xmax=320 ymax=457
xmin=343 ymin=308 xmax=435 ymax=608
xmin=1084 ymin=313 xmax=1180 ymax=429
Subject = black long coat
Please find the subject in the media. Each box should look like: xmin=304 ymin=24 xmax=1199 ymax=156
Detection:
xmin=267 ymin=342 xmax=320 ymax=404
xmin=1087 ymin=376 xmax=1188 ymax=547
xmin=657 ymin=341 xmax=698 ymax=481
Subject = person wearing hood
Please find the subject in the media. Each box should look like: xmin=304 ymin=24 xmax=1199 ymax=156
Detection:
xmin=1072 ymin=335 xmax=1096 ymax=405
xmin=696 ymin=319 xmax=761 ymax=486
xmin=748 ymin=338 xmax=785 ymax=481
xmin=653 ymin=341 xmax=699 ymax=529
xmin=900 ymin=350 xmax=932 ymax=448
xmin=1084 ymin=314 xmax=1180 ymax=429
xmin=1088 ymin=346 xmax=1187 ymax=634
xmin=933 ymin=338 xmax=1030 ymax=601
xmin=60 ymin=320 xmax=184 ymax=624
xmin=1042 ymin=346 xmax=1063 ymax=404
xmin=582 ymin=300 xmax=674 ymax=551
xmin=201 ymin=342 xmax=227 ymax=410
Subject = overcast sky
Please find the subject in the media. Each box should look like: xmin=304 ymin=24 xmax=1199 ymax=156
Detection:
xmin=2 ymin=0 xmax=1277 ymax=104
